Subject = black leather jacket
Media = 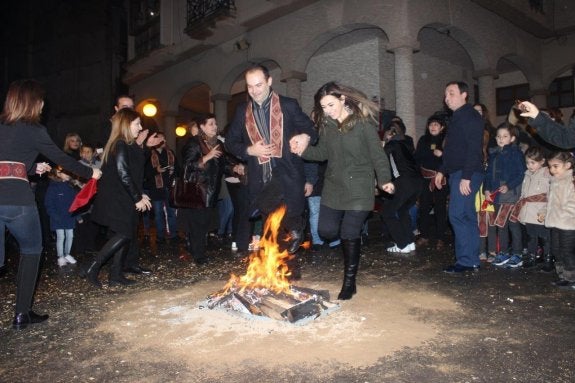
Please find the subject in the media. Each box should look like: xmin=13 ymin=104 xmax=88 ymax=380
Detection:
xmin=180 ymin=136 xmax=225 ymax=208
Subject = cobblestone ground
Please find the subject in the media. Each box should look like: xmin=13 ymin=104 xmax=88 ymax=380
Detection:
xmin=1 ymin=221 xmax=574 ymax=382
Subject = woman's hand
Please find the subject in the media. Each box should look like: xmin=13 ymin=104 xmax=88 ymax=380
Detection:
xmin=518 ymin=101 xmax=539 ymax=119
xmin=91 ymin=168 xmax=102 ymax=180
xmin=135 ymin=194 xmax=151 ymax=211
xmin=498 ymin=185 xmax=509 ymax=194
xmin=289 ymin=134 xmax=311 ymax=156
xmin=233 ymin=163 xmax=245 ymax=176
xmin=434 ymin=172 xmax=444 ymax=190
xmin=203 ymin=145 xmax=222 ymax=163
xmin=35 ymin=162 xmax=51 ymax=175
xmin=146 ymin=133 xmax=165 ymax=147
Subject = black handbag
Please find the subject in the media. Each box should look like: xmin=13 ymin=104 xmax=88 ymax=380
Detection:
xmin=169 ymin=171 xmax=207 ymax=209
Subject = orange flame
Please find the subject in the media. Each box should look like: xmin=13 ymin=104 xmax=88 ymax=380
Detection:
xmin=222 ymin=205 xmax=295 ymax=295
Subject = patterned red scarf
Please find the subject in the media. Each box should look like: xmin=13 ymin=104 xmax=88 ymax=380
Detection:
xmin=508 ymin=193 xmax=547 ymax=223
xmin=150 ymin=149 xmax=175 ymax=188
xmin=245 ymin=92 xmax=283 ymax=164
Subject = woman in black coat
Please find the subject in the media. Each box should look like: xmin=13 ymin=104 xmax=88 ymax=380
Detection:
xmin=177 ymin=113 xmax=226 ymax=264
xmin=85 ymin=109 xmax=154 ymax=288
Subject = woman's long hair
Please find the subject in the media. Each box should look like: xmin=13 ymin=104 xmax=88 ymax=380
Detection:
xmin=63 ymin=132 xmax=82 ymax=153
xmin=101 ymin=108 xmax=141 ymax=163
xmin=0 ymin=79 xmax=45 ymax=124
xmin=312 ymin=81 xmax=379 ymax=133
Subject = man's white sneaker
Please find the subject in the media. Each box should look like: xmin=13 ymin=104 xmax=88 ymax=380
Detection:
xmin=57 ymin=257 xmax=67 ymax=267
xmin=64 ymin=255 xmax=77 ymax=264
xmin=387 ymin=243 xmax=413 ymax=254
xmin=231 ymin=242 xmax=238 ymax=251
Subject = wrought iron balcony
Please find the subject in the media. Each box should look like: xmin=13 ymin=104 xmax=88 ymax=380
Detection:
xmin=185 ymin=0 xmax=236 ymax=40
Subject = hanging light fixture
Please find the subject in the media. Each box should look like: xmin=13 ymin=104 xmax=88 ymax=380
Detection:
xmin=142 ymin=103 xmax=157 ymax=117
xmin=175 ymin=124 xmax=187 ymax=137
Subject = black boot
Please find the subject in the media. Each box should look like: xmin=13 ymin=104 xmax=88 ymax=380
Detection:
xmin=13 ymin=254 xmax=47 ymax=330
xmin=109 ymin=246 xmax=136 ymax=286
xmin=338 ymin=239 xmax=361 ymax=300
xmin=85 ymin=261 xmax=103 ymax=288
xmin=540 ymin=253 xmax=555 ymax=273
xmin=82 ymin=234 xmax=129 ymax=288
xmin=12 ymin=311 xmax=49 ymax=330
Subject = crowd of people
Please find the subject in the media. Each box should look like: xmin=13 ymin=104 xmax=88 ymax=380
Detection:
xmin=2 ymin=67 xmax=575 ymax=331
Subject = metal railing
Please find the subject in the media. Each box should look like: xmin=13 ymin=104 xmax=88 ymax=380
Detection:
xmin=185 ymin=0 xmax=236 ymax=39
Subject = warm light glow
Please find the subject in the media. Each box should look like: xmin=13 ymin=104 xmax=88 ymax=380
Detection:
xmin=175 ymin=125 xmax=187 ymax=137
xmin=222 ymin=205 xmax=299 ymax=295
xmin=142 ymin=103 xmax=157 ymax=117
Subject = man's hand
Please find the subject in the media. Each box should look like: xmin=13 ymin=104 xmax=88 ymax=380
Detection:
xmin=247 ymin=140 xmax=275 ymax=157
xmin=289 ymin=134 xmax=311 ymax=156
xmin=518 ymin=101 xmax=539 ymax=119
xmin=304 ymin=182 xmax=313 ymax=197
xmin=434 ymin=172 xmax=444 ymax=190
xmin=460 ymin=179 xmax=471 ymax=196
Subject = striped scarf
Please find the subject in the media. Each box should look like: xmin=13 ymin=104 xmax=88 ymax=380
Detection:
xmin=245 ymin=92 xmax=283 ymax=183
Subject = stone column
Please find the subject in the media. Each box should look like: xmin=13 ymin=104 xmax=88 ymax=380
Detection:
xmin=390 ymin=45 xmax=417 ymax=138
xmin=163 ymin=111 xmax=178 ymax=150
xmin=281 ymin=70 xmax=307 ymax=103
xmin=211 ymin=93 xmax=231 ymax=131
xmin=530 ymin=88 xmax=548 ymax=109
xmin=475 ymin=71 xmax=496 ymax=118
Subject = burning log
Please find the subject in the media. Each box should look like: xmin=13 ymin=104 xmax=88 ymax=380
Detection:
xmin=204 ymin=206 xmax=339 ymax=323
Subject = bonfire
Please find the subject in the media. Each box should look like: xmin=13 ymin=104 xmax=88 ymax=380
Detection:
xmin=205 ymin=206 xmax=339 ymax=323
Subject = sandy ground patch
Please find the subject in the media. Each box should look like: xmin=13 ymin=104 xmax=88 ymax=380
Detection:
xmin=96 ymin=280 xmax=460 ymax=375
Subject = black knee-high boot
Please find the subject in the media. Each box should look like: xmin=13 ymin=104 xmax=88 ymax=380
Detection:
xmin=109 ymin=244 xmax=136 ymax=286
xmin=13 ymin=253 xmax=48 ymax=330
xmin=338 ymin=239 xmax=361 ymax=300
xmin=83 ymin=235 xmax=129 ymax=288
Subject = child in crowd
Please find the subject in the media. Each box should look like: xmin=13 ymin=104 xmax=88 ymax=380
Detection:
xmin=512 ymin=146 xmax=550 ymax=269
xmin=44 ymin=168 xmax=79 ymax=266
xmin=414 ymin=113 xmax=449 ymax=250
xmin=75 ymin=144 xmax=101 ymax=256
xmin=79 ymin=144 xmax=102 ymax=169
xmin=381 ymin=120 xmax=423 ymax=253
xmin=543 ymin=151 xmax=575 ymax=289
xmin=484 ymin=123 xmax=526 ymax=267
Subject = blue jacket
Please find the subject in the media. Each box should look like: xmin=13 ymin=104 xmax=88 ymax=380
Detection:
xmin=484 ymin=143 xmax=526 ymax=204
xmin=44 ymin=180 xmax=78 ymax=230
xmin=441 ymin=103 xmax=484 ymax=179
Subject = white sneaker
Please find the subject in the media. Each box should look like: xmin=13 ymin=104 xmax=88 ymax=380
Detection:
xmin=64 ymin=255 xmax=77 ymax=264
xmin=231 ymin=242 xmax=238 ymax=251
xmin=57 ymin=257 xmax=67 ymax=267
xmin=387 ymin=244 xmax=413 ymax=254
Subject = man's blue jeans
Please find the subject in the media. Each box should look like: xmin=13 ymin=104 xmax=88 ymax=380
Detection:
xmin=152 ymin=197 xmax=177 ymax=239
xmin=308 ymin=196 xmax=340 ymax=247
xmin=447 ymin=171 xmax=483 ymax=267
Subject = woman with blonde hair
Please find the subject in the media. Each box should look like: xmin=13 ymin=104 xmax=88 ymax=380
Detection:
xmin=84 ymin=108 xmax=157 ymax=288
xmin=290 ymin=81 xmax=394 ymax=299
xmin=63 ymin=132 xmax=82 ymax=160
xmin=0 ymin=79 xmax=101 ymax=329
